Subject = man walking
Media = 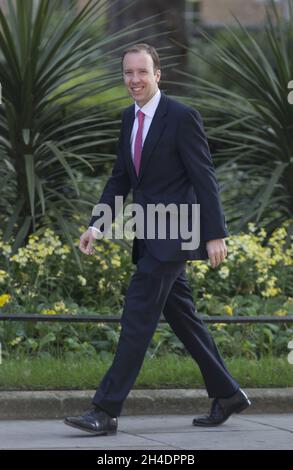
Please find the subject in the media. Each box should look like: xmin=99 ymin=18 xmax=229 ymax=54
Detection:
xmin=65 ymin=44 xmax=250 ymax=436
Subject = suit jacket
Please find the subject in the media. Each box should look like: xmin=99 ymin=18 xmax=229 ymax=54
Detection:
xmin=89 ymin=92 xmax=228 ymax=263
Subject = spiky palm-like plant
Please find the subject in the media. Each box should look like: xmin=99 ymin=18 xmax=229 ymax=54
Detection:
xmin=0 ymin=0 xmax=139 ymax=257
xmin=177 ymin=0 xmax=293 ymax=234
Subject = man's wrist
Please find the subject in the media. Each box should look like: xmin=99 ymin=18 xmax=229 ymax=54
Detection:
xmin=89 ymin=226 xmax=101 ymax=233
xmin=89 ymin=226 xmax=103 ymax=239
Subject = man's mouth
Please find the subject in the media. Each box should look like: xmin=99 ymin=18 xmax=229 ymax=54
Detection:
xmin=131 ymin=87 xmax=144 ymax=93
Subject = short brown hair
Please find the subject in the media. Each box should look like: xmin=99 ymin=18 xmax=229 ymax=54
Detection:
xmin=121 ymin=43 xmax=160 ymax=72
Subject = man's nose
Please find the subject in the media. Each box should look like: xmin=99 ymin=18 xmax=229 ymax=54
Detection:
xmin=131 ymin=73 xmax=141 ymax=82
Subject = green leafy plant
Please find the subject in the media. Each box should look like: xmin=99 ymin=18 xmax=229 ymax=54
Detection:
xmin=0 ymin=220 xmax=292 ymax=359
xmin=0 ymin=220 xmax=292 ymax=314
xmin=176 ymin=0 xmax=293 ymax=233
xmin=0 ymin=0 xmax=137 ymax=260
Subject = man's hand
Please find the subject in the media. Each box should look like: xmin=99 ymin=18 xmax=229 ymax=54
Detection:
xmin=79 ymin=228 xmax=95 ymax=255
xmin=206 ymin=238 xmax=227 ymax=268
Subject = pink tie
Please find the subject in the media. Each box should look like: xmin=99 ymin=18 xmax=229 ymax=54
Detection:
xmin=133 ymin=110 xmax=145 ymax=177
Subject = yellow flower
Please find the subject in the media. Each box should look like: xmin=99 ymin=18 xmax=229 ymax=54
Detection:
xmin=196 ymin=262 xmax=209 ymax=274
xmin=78 ymin=275 xmax=87 ymax=286
xmin=274 ymin=309 xmax=288 ymax=317
xmin=0 ymin=270 xmax=8 ymax=284
xmin=215 ymin=323 xmax=226 ymax=331
xmin=10 ymin=249 xmax=29 ymax=267
xmin=0 ymin=293 xmax=11 ymax=307
xmin=98 ymin=278 xmax=106 ymax=289
xmin=111 ymin=256 xmax=121 ymax=268
xmin=203 ymin=293 xmax=212 ymax=300
xmin=0 ymin=242 xmax=12 ymax=257
xmin=262 ymin=276 xmax=281 ymax=298
xmin=262 ymin=287 xmax=281 ymax=298
xmin=258 ymin=227 xmax=267 ymax=241
xmin=218 ymin=266 xmax=230 ymax=279
xmin=224 ymin=305 xmax=233 ymax=316
xmin=41 ymin=308 xmax=57 ymax=315
xmin=99 ymin=260 xmax=108 ymax=271
xmin=195 ymin=272 xmax=205 ymax=280
xmin=53 ymin=301 xmax=69 ymax=313
xmin=9 ymin=337 xmax=22 ymax=346
xmin=248 ymin=222 xmax=257 ymax=233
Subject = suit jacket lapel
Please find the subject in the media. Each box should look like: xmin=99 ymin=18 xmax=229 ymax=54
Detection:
xmin=123 ymin=104 xmax=136 ymax=180
xmin=123 ymin=92 xmax=169 ymax=183
xmin=138 ymin=93 xmax=168 ymax=183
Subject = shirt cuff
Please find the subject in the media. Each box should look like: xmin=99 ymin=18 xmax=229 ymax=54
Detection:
xmin=89 ymin=226 xmax=101 ymax=233
xmin=89 ymin=226 xmax=102 ymax=239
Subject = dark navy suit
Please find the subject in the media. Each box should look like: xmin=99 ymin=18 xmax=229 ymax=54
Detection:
xmin=89 ymin=92 xmax=239 ymax=417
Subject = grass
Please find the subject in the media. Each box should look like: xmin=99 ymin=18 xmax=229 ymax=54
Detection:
xmin=0 ymin=354 xmax=292 ymax=391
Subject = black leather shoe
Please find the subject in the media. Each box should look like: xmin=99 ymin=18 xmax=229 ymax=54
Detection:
xmin=64 ymin=408 xmax=117 ymax=436
xmin=192 ymin=388 xmax=251 ymax=427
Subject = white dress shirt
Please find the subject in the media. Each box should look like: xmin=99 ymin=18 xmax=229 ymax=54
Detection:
xmin=130 ymin=89 xmax=161 ymax=160
xmin=91 ymin=89 xmax=161 ymax=234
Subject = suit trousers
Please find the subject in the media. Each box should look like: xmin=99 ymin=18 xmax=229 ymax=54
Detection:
xmin=92 ymin=240 xmax=239 ymax=417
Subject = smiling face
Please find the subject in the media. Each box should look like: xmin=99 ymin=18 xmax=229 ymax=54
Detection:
xmin=122 ymin=51 xmax=161 ymax=107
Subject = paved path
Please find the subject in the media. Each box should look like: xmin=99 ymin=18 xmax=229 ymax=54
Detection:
xmin=0 ymin=414 xmax=292 ymax=450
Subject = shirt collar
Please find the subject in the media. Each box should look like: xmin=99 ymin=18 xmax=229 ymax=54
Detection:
xmin=134 ymin=89 xmax=161 ymax=118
